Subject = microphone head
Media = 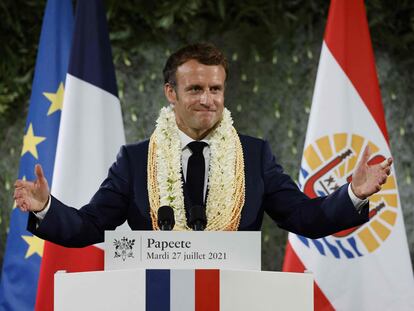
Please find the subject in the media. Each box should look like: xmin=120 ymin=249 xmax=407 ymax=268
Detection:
xmin=158 ymin=206 xmax=175 ymax=231
xmin=188 ymin=205 xmax=207 ymax=231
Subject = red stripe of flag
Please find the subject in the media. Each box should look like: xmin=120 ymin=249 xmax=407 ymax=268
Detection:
xmin=324 ymin=0 xmax=389 ymax=143
xmin=195 ymin=269 xmax=220 ymax=311
xmin=35 ymin=243 xmax=103 ymax=310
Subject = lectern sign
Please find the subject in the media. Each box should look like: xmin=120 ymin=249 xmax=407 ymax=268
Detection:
xmin=104 ymin=231 xmax=261 ymax=270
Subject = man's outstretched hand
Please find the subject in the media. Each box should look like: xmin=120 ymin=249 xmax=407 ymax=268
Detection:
xmin=14 ymin=164 xmax=50 ymax=213
xmin=351 ymin=146 xmax=393 ymax=200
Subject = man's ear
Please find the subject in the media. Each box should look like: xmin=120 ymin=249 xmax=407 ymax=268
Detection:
xmin=164 ymin=83 xmax=177 ymax=104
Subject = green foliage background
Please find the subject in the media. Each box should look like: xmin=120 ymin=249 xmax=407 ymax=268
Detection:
xmin=1 ymin=0 xmax=413 ymax=273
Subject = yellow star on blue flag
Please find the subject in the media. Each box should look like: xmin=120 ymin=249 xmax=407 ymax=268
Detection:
xmin=21 ymin=235 xmax=44 ymax=259
xmin=43 ymin=82 xmax=65 ymax=115
xmin=21 ymin=123 xmax=46 ymax=159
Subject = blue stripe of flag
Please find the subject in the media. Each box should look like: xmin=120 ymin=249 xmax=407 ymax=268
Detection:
xmin=146 ymin=269 xmax=171 ymax=311
xmin=68 ymin=0 xmax=117 ymax=97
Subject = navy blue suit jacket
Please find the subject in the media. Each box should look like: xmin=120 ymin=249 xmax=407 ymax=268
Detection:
xmin=28 ymin=134 xmax=368 ymax=247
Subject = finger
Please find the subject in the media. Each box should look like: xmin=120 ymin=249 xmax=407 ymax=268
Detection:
xmin=380 ymin=159 xmax=389 ymax=169
xmin=16 ymin=198 xmax=25 ymax=209
xmin=21 ymin=204 xmax=29 ymax=213
xmin=361 ymin=145 xmax=371 ymax=164
xmin=35 ymin=164 xmax=47 ymax=185
xmin=380 ymin=173 xmax=389 ymax=184
xmin=18 ymin=199 xmax=31 ymax=212
xmin=14 ymin=180 xmax=34 ymax=189
xmin=14 ymin=187 xmax=29 ymax=197
xmin=13 ymin=188 xmax=26 ymax=200
xmin=13 ymin=190 xmax=22 ymax=200
xmin=23 ymin=201 xmax=31 ymax=211
xmin=14 ymin=188 xmax=28 ymax=199
xmin=15 ymin=180 xmax=28 ymax=188
xmin=20 ymin=202 xmax=28 ymax=212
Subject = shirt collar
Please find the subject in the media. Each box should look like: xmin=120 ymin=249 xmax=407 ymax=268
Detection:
xmin=178 ymin=130 xmax=210 ymax=151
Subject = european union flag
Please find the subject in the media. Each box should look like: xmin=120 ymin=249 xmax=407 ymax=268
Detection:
xmin=0 ymin=0 xmax=73 ymax=309
xmin=34 ymin=0 xmax=125 ymax=309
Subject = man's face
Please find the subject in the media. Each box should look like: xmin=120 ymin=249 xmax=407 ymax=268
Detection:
xmin=164 ymin=59 xmax=226 ymax=140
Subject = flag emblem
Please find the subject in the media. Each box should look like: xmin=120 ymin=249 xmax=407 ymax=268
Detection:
xmin=298 ymin=132 xmax=398 ymax=259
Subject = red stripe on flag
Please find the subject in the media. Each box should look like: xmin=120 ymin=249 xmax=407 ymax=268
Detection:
xmin=283 ymin=242 xmax=334 ymax=311
xmin=35 ymin=242 xmax=104 ymax=311
xmin=324 ymin=0 xmax=389 ymax=143
xmin=195 ymin=269 xmax=220 ymax=311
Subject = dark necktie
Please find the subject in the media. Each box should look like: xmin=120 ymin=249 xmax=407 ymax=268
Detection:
xmin=186 ymin=141 xmax=208 ymax=206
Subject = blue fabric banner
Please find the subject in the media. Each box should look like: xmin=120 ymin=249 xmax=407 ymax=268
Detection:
xmin=0 ymin=0 xmax=73 ymax=309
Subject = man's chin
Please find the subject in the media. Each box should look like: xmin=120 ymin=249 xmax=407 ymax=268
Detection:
xmin=197 ymin=119 xmax=221 ymax=133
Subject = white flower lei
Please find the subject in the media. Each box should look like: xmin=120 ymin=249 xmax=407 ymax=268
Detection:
xmin=148 ymin=106 xmax=245 ymax=231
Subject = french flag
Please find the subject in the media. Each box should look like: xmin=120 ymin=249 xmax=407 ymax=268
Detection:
xmin=146 ymin=269 xmax=219 ymax=311
xmin=35 ymin=0 xmax=125 ymax=310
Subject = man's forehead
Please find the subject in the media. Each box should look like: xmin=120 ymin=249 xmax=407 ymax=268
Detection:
xmin=176 ymin=59 xmax=226 ymax=79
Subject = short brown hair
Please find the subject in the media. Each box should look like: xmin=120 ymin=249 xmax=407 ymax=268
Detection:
xmin=163 ymin=42 xmax=228 ymax=87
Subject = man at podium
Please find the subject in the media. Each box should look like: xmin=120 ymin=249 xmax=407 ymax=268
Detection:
xmin=14 ymin=43 xmax=392 ymax=247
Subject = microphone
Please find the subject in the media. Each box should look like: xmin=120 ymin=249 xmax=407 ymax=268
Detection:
xmin=188 ymin=205 xmax=207 ymax=231
xmin=157 ymin=206 xmax=175 ymax=231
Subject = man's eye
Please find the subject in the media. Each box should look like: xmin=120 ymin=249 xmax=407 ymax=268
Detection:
xmin=189 ymin=87 xmax=201 ymax=93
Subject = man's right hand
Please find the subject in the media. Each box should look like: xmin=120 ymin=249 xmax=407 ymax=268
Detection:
xmin=14 ymin=164 xmax=50 ymax=213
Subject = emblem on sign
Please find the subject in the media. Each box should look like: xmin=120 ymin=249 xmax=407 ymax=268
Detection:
xmin=298 ymin=133 xmax=398 ymax=259
xmin=114 ymin=237 xmax=136 ymax=261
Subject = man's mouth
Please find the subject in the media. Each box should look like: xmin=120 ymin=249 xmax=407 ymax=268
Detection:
xmin=195 ymin=109 xmax=216 ymax=112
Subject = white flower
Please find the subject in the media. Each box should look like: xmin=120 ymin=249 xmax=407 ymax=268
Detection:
xmin=149 ymin=106 xmax=245 ymax=231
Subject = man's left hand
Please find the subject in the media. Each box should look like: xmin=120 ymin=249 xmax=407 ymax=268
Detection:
xmin=351 ymin=146 xmax=393 ymax=200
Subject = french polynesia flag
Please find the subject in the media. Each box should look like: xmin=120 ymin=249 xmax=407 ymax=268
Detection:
xmin=283 ymin=0 xmax=414 ymax=310
xmin=34 ymin=0 xmax=125 ymax=310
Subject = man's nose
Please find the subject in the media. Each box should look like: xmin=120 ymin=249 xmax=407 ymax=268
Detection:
xmin=199 ymin=90 xmax=212 ymax=105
